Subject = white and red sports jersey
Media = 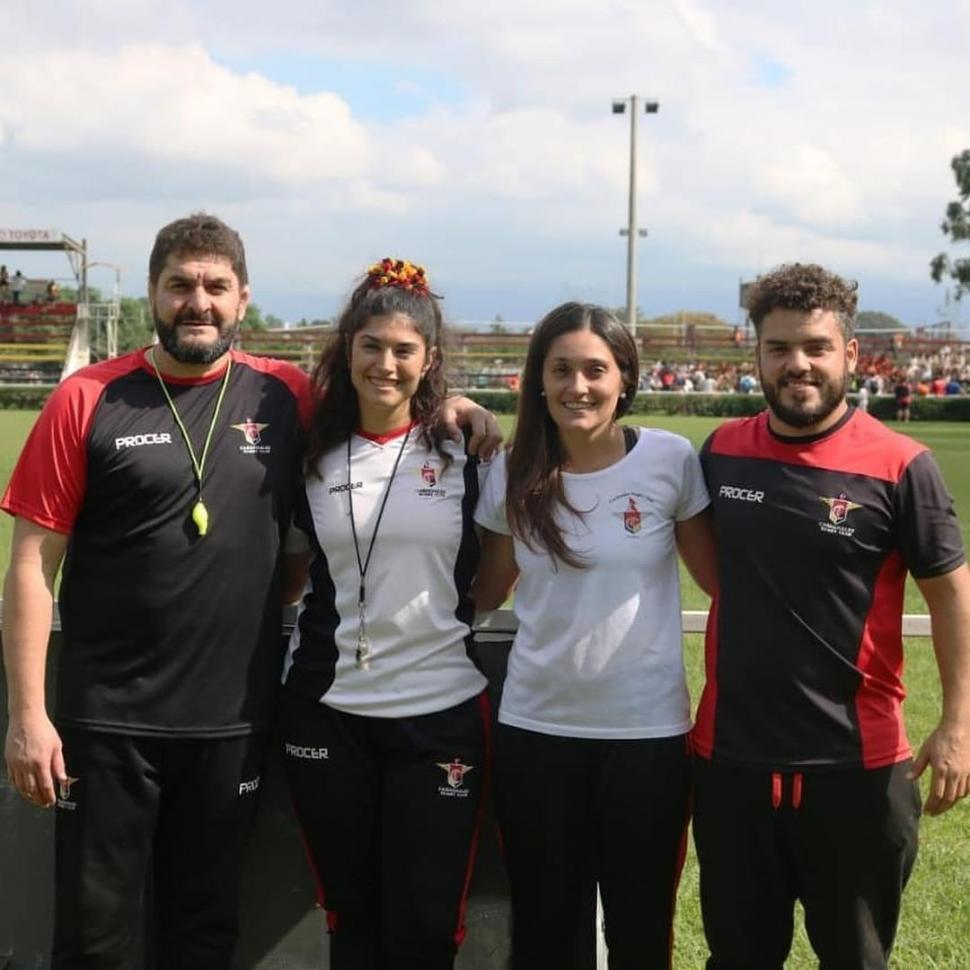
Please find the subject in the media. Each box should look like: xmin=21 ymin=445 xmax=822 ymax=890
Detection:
xmin=283 ymin=426 xmax=488 ymax=718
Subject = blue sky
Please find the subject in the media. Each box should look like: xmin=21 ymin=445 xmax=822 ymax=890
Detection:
xmin=1 ymin=0 xmax=969 ymax=329
xmin=214 ymin=53 xmax=471 ymax=121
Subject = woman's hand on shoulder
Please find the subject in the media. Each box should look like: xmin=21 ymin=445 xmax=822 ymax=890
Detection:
xmin=440 ymin=395 xmax=503 ymax=460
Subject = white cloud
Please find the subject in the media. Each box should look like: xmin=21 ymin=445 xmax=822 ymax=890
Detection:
xmin=1 ymin=0 xmax=968 ymax=324
xmin=0 ymin=44 xmax=368 ymax=185
xmin=668 ymin=0 xmax=729 ymax=54
xmin=756 ymin=145 xmax=863 ymax=226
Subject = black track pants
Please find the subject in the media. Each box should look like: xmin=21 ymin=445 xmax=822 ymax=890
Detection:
xmin=52 ymin=728 xmax=266 ymax=970
xmin=494 ymin=725 xmax=691 ymax=970
xmin=692 ymin=757 xmax=921 ymax=970
xmin=279 ymin=690 xmax=489 ymax=970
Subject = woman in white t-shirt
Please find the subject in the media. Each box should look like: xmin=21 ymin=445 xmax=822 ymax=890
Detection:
xmin=473 ymin=301 xmax=716 ymax=968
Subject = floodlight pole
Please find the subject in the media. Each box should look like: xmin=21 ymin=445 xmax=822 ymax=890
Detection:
xmin=612 ymin=96 xmax=659 ymax=335
xmin=625 ymin=96 xmax=639 ymax=336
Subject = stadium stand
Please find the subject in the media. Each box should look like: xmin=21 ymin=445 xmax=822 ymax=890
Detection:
xmin=234 ymin=326 xmax=330 ymax=370
xmin=0 ymin=297 xmax=77 ymax=384
xmin=229 ymin=322 xmax=970 ymax=395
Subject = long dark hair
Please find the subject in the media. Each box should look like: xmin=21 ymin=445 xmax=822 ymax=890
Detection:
xmin=304 ymin=268 xmax=451 ymax=476
xmin=506 ymin=302 xmax=639 ymax=568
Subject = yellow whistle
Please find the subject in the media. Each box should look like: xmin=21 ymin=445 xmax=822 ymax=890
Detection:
xmin=192 ymin=500 xmax=209 ymax=536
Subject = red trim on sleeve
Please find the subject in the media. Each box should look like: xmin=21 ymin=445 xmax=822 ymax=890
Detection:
xmin=690 ymin=594 xmax=721 ymax=759
xmin=854 ymin=551 xmax=911 ymax=769
xmin=710 ymin=411 xmax=925 ymax=483
xmin=1 ymin=354 xmax=143 ymax=533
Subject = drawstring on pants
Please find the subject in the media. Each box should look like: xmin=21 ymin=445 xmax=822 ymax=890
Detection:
xmin=770 ymin=772 xmax=804 ymax=810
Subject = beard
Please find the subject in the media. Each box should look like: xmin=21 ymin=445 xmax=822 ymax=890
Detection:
xmin=154 ymin=309 xmax=238 ymax=365
xmin=761 ymin=368 xmax=850 ymax=430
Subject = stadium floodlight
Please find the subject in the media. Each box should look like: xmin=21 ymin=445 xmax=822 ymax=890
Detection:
xmin=88 ymin=260 xmax=124 ymax=300
xmin=612 ymin=95 xmax=659 ymax=335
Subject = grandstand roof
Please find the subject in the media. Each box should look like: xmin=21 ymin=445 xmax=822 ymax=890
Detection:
xmin=0 ymin=229 xmax=84 ymax=253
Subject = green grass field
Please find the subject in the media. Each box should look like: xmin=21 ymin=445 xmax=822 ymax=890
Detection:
xmin=2 ymin=410 xmax=969 ymax=966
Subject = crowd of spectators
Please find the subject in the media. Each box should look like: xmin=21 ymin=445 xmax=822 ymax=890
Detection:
xmin=856 ymin=349 xmax=969 ymax=397
xmin=638 ymin=350 xmax=969 ymax=397
xmin=639 ymin=359 xmax=761 ymax=394
xmin=477 ymin=352 xmax=968 ymax=396
xmin=0 ymin=268 xmax=65 ymax=307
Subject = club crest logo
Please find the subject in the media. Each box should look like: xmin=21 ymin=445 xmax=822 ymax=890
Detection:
xmin=232 ymin=418 xmax=268 ymax=445
xmin=232 ymin=417 xmax=271 ymax=455
xmin=623 ymin=497 xmax=642 ymax=534
xmin=818 ymin=492 xmax=863 ymax=537
xmin=417 ymin=460 xmax=446 ymax=497
xmin=609 ymin=491 xmax=651 ymax=535
xmin=436 ymin=758 xmax=474 ymax=798
xmin=820 ymin=492 xmax=862 ymax=525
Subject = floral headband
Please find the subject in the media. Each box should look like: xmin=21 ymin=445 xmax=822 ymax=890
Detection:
xmin=366 ymin=257 xmax=432 ymax=297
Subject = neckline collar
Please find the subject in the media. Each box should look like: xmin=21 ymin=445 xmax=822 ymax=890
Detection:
xmin=765 ymin=405 xmax=856 ymax=444
xmin=356 ymin=420 xmax=417 ymax=444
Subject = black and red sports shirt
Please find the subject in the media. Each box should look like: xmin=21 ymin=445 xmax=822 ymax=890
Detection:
xmin=2 ymin=348 xmax=312 ymax=737
xmin=694 ymin=408 xmax=965 ymax=771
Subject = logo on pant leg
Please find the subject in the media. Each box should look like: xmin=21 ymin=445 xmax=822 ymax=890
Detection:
xmin=238 ymin=776 xmax=261 ymax=795
xmin=57 ymin=776 xmax=80 ymax=811
xmin=436 ymin=758 xmax=473 ymax=798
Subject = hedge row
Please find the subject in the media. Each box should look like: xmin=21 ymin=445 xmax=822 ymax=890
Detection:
xmin=3 ymin=384 xmax=970 ymax=421
xmin=457 ymin=389 xmax=970 ymax=421
xmin=0 ymin=385 xmax=55 ymax=409
xmin=461 ymin=389 xmax=769 ymax=417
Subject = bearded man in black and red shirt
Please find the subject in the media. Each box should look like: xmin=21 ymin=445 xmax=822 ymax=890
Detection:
xmin=2 ymin=214 xmax=312 ymax=969
xmin=693 ymin=262 xmax=970 ymax=970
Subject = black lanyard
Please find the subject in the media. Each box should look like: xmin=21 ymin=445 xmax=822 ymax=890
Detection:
xmin=346 ymin=424 xmax=412 ymax=668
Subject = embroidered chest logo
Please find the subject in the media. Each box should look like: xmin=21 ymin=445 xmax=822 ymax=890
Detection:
xmin=57 ymin=775 xmax=80 ymax=811
xmin=609 ymin=491 xmax=651 ymax=536
xmin=623 ymin=497 xmax=642 ymax=534
xmin=437 ymin=758 xmax=474 ymax=798
xmin=819 ymin=492 xmax=863 ymax=537
xmin=417 ymin=460 xmax=446 ymax=497
xmin=232 ymin=418 xmax=271 ymax=454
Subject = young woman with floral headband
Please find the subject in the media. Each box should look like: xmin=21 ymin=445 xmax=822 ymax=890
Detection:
xmin=279 ymin=259 xmax=490 ymax=970
xmin=472 ymin=301 xmax=717 ymax=968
